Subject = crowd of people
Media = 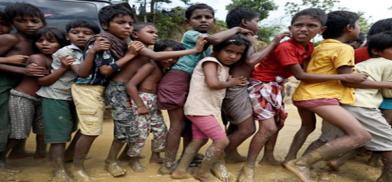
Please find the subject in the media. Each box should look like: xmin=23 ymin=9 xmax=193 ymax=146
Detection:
xmin=0 ymin=2 xmax=392 ymax=182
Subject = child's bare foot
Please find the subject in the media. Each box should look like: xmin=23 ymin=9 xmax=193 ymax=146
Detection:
xmin=210 ymin=162 xmax=233 ymax=182
xmin=237 ymin=165 xmax=254 ymax=182
xmin=52 ymin=169 xmax=72 ymax=182
xmin=105 ymin=161 xmax=126 ymax=177
xmin=283 ymin=160 xmax=311 ymax=182
xmin=71 ymin=168 xmax=92 ymax=182
xmin=326 ymin=160 xmax=341 ymax=171
xmin=150 ymin=152 xmax=163 ymax=164
xmin=368 ymin=154 xmax=382 ymax=167
xmin=192 ymin=169 xmax=219 ymax=182
xmin=171 ymin=169 xmax=192 ymax=179
xmin=259 ymin=157 xmax=281 ymax=166
xmin=225 ymin=151 xmax=246 ymax=163
xmin=129 ymin=158 xmax=145 ymax=172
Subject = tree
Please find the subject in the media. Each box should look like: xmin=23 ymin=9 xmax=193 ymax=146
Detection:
xmin=285 ymin=0 xmax=340 ymax=16
xmin=226 ymin=0 xmax=277 ymax=20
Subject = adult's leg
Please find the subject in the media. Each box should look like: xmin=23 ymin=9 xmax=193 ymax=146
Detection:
xmin=284 ymin=105 xmax=371 ymax=182
xmin=285 ymin=108 xmax=316 ymax=161
xmin=225 ymin=116 xmax=255 ymax=163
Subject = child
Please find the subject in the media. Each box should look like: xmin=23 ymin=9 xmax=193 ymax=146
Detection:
xmin=0 ymin=11 xmax=11 ymax=35
xmin=104 ymin=22 xmax=205 ymax=176
xmin=157 ymin=3 xmax=252 ymax=174
xmin=222 ymin=7 xmax=288 ymax=164
xmin=285 ymin=11 xmax=373 ymax=182
xmin=236 ymin=8 xmax=367 ymax=182
xmin=0 ymin=2 xmax=46 ymax=170
xmin=171 ymin=34 xmax=250 ymax=181
xmin=69 ymin=4 xmax=140 ymax=181
xmin=35 ymin=20 xmax=100 ymax=181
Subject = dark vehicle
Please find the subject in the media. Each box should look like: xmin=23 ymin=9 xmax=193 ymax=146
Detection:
xmin=0 ymin=0 xmax=111 ymax=29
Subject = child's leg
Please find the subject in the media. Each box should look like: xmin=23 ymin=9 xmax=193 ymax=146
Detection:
xmin=33 ymin=102 xmax=46 ymax=159
xmin=159 ymin=107 xmax=185 ymax=174
xmin=285 ymin=108 xmax=316 ymax=161
xmin=105 ymin=139 xmax=126 ymax=177
xmin=128 ymin=114 xmax=149 ymax=172
xmin=284 ymin=105 xmax=371 ymax=182
xmin=34 ymin=135 xmax=46 ymax=159
xmin=378 ymin=151 xmax=392 ymax=182
xmin=0 ymin=85 xmax=12 ymax=169
xmin=260 ymin=132 xmax=280 ymax=165
xmin=225 ymin=116 xmax=255 ymax=163
xmin=72 ymin=134 xmax=98 ymax=178
xmin=149 ymin=109 xmax=167 ymax=164
xmin=64 ymin=130 xmax=81 ymax=162
xmin=49 ymin=143 xmax=72 ymax=182
xmin=381 ymin=109 xmax=392 ymax=125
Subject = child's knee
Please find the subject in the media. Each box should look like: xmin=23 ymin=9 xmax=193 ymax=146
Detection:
xmin=215 ymin=137 xmax=229 ymax=148
xmin=259 ymin=124 xmax=278 ymax=137
xmin=353 ymin=130 xmax=371 ymax=147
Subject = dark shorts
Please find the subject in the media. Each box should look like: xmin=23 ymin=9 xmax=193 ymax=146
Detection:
xmin=41 ymin=98 xmax=76 ymax=144
xmin=157 ymin=70 xmax=190 ymax=110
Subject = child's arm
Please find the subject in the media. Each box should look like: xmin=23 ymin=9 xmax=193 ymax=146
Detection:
xmin=99 ymin=41 xmax=144 ymax=76
xmin=0 ymin=55 xmax=29 ymax=65
xmin=207 ymin=27 xmax=252 ymax=45
xmin=203 ymin=61 xmax=247 ymax=90
xmin=246 ymin=32 xmax=290 ymax=66
xmin=126 ymin=63 xmax=155 ymax=115
xmin=339 ymin=66 xmax=392 ymax=89
xmin=72 ymin=37 xmax=111 ymax=77
xmin=0 ymin=34 xmax=18 ymax=55
xmin=36 ymin=56 xmax=74 ymax=86
xmin=288 ymin=64 xmax=368 ymax=83
xmin=138 ymin=36 xmax=207 ymax=61
xmin=0 ymin=61 xmax=48 ymax=76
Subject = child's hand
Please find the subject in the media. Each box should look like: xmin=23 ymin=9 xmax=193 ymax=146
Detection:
xmin=91 ymin=37 xmax=111 ymax=52
xmin=25 ymin=63 xmax=49 ymax=77
xmin=6 ymin=55 xmax=29 ymax=65
xmin=195 ymin=35 xmax=208 ymax=52
xmin=271 ymin=32 xmax=290 ymax=45
xmin=137 ymin=106 xmax=149 ymax=115
xmin=127 ymin=41 xmax=145 ymax=55
xmin=60 ymin=56 xmax=75 ymax=69
xmin=228 ymin=76 xmax=248 ymax=87
xmin=342 ymin=72 xmax=368 ymax=83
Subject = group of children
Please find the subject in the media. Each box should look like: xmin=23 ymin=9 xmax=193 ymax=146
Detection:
xmin=1 ymin=1 xmax=392 ymax=182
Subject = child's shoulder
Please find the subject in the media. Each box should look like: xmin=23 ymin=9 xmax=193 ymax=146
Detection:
xmin=0 ymin=33 xmax=19 ymax=45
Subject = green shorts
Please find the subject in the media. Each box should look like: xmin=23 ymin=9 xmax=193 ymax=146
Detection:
xmin=41 ymin=98 xmax=76 ymax=144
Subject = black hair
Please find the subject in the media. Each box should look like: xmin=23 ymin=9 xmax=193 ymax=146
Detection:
xmin=133 ymin=22 xmax=155 ymax=33
xmin=185 ymin=3 xmax=214 ymax=20
xmin=226 ymin=7 xmax=259 ymax=29
xmin=367 ymin=31 xmax=392 ymax=57
xmin=291 ymin=8 xmax=327 ymax=26
xmin=0 ymin=11 xmax=10 ymax=25
xmin=35 ymin=27 xmax=68 ymax=48
xmin=98 ymin=3 xmax=135 ymax=29
xmin=322 ymin=11 xmax=359 ymax=39
xmin=213 ymin=34 xmax=251 ymax=63
xmin=368 ymin=18 xmax=392 ymax=37
xmin=65 ymin=20 xmax=100 ymax=34
xmin=154 ymin=40 xmax=185 ymax=52
xmin=4 ymin=2 xmax=46 ymax=25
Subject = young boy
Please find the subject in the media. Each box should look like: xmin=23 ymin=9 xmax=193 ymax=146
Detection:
xmin=69 ymin=4 xmax=142 ymax=181
xmin=104 ymin=22 xmax=205 ymax=176
xmin=35 ymin=21 xmax=100 ymax=181
xmin=237 ymin=9 xmax=367 ymax=182
xmin=0 ymin=2 xmax=46 ymax=170
xmin=222 ymin=7 xmax=288 ymax=164
xmin=157 ymin=3 xmax=253 ymax=174
xmin=285 ymin=11 xmax=379 ymax=182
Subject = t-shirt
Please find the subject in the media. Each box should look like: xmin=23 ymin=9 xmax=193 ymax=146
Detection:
xmin=184 ymin=57 xmax=229 ymax=118
xmin=251 ymin=39 xmax=313 ymax=82
xmin=353 ymin=57 xmax=392 ymax=108
xmin=293 ymin=39 xmax=355 ymax=104
xmin=355 ymin=47 xmax=370 ymax=64
xmin=171 ymin=30 xmax=211 ymax=74
xmin=37 ymin=44 xmax=83 ymax=100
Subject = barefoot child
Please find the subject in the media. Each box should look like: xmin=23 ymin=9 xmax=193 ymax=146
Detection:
xmin=104 ymin=22 xmax=206 ymax=176
xmin=285 ymin=11 xmax=375 ymax=182
xmin=157 ymin=3 xmax=253 ymax=174
xmin=171 ymin=34 xmax=250 ymax=181
xmin=223 ymin=7 xmax=288 ymax=164
xmin=0 ymin=2 xmax=46 ymax=170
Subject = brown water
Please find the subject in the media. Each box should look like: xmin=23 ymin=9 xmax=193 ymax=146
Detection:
xmin=6 ymin=105 xmax=381 ymax=182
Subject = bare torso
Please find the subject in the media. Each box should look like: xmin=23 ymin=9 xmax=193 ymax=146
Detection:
xmin=112 ymin=55 xmax=150 ymax=83
xmin=230 ymin=61 xmax=253 ymax=78
xmin=138 ymin=62 xmax=162 ymax=94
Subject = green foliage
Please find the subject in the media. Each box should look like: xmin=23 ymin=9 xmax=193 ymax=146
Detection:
xmin=226 ymin=0 xmax=277 ymax=20
xmin=356 ymin=11 xmax=370 ymax=33
xmin=285 ymin=0 xmax=340 ymax=15
xmin=257 ymin=26 xmax=281 ymax=43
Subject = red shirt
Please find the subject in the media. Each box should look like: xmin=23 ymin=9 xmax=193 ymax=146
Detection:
xmin=251 ymin=39 xmax=313 ymax=82
xmin=354 ymin=47 xmax=370 ymax=64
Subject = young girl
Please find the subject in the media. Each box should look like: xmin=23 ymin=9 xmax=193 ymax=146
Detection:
xmin=171 ymin=34 xmax=250 ymax=181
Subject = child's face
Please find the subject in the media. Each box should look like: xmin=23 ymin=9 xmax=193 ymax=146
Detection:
xmin=107 ymin=15 xmax=133 ymax=39
xmin=187 ymin=9 xmax=214 ymax=33
xmin=216 ymin=44 xmax=246 ymax=66
xmin=67 ymin=27 xmax=95 ymax=48
xmin=158 ymin=47 xmax=176 ymax=68
xmin=377 ymin=47 xmax=392 ymax=60
xmin=0 ymin=22 xmax=11 ymax=35
xmin=35 ymin=36 xmax=61 ymax=55
xmin=243 ymin=17 xmax=260 ymax=34
xmin=289 ymin=15 xmax=324 ymax=45
xmin=348 ymin=20 xmax=361 ymax=41
xmin=12 ymin=16 xmax=44 ymax=35
xmin=133 ymin=25 xmax=158 ymax=45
